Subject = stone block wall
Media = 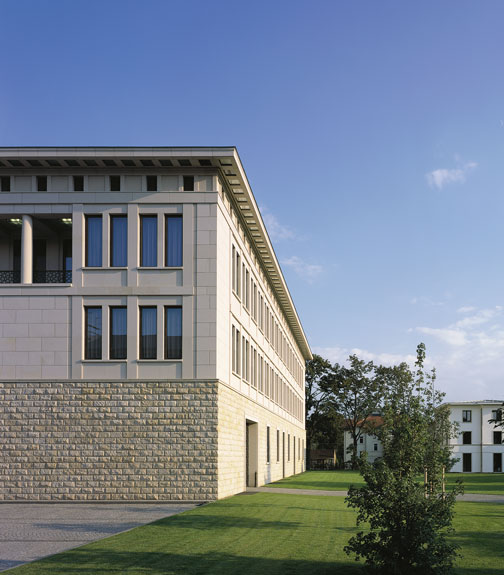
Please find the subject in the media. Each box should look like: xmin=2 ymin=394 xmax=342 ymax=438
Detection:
xmin=0 ymin=380 xmax=218 ymax=501
xmin=218 ymin=382 xmax=306 ymax=499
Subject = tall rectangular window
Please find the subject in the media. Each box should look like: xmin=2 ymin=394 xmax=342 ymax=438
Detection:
xmin=165 ymin=215 xmax=183 ymax=267
xmin=277 ymin=429 xmax=280 ymax=462
xmin=0 ymin=176 xmax=10 ymax=191
xmin=110 ymin=215 xmax=127 ymax=267
xmin=85 ymin=307 xmax=102 ymax=359
xmin=146 ymin=175 xmax=157 ymax=191
xmin=37 ymin=176 xmax=47 ymax=191
xmin=462 ymin=431 xmax=472 ymax=445
xmin=73 ymin=175 xmax=84 ymax=191
xmin=110 ymin=176 xmax=121 ymax=191
xmin=165 ymin=306 xmax=182 ymax=359
xmin=85 ymin=216 xmax=102 ymax=267
xmin=140 ymin=215 xmax=157 ymax=267
xmin=110 ymin=307 xmax=127 ymax=359
xmin=183 ymin=175 xmax=194 ymax=191
xmin=266 ymin=426 xmax=270 ymax=464
xmin=494 ymin=431 xmax=502 ymax=445
xmin=463 ymin=453 xmax=472 ymax=472
xmin=140 ymin=306 xmax=157 ymax=359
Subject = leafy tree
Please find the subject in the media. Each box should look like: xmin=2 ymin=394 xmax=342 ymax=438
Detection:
xmin=329 ymin=356 xmax=383 ymax=469
xmin=305 ymin=354 xmax=334 ymax=467
xmin=344 ymin=344 xmax=462 ymax=575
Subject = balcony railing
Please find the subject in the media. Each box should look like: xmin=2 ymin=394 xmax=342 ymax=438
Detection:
xmin=0 ymin=270 xmax=72 ymax=284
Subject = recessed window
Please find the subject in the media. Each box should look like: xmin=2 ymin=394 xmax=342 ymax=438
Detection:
xmin=462 ymin=431 xmax=472 ymax=445
xmin=374 ymin=443 xmax=378 ymax=451
xmin=110 ymin=176 xmax=121 ymax=191
xmin=266 ymin=426 xmax=271 ymax=464
xmin=140 ymin=215 xmax=157 ymax=266
xmin=73 ymin=175 xmax=84 ymax=191
xmin=165 ymin=215 xmax=182 ymax=267
xmin=140 ymin=306 xmax=157 ymax=359
xmin=110 ymin=307 xmax=127 ymax=360
xmin=85 ymin=307 xmax=102 ymax=359
xmin=146 ymin=175 xmax=157 ymax=192
xmin=165 ymin=306 xmax=182 ymax=359
xmin=462 ymin=410 xmax=472 ymax=422
xmin=492 ymin=409 xmax=502 ymax=421
xmin=37 ymin=176 xmax=47 ymax=191
xmin=0 ymin=176 xmax=10 ymax=192
xmin=359 ymin=436 xmax=364 ymax=444
xmin=183 ymin=175 xmax=194 ymax=191
xmin=277 ymin=429 xmax=280 ymax=462
xmin=110 ymin=215 xmax=127 ymax=267
xmin=463 ymin=453 xmax=472 ymax=472
xmin=494 ymin=431 xmax=502 ymax=445
xmin=85 ymin=215 xmax=102 ymax=267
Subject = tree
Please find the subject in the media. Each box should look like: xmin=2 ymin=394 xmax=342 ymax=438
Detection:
xmin=305 ymin=354 xmax=334 ymax=467
xmin=329 ymin=355 xmax=383 ymax=469
xmin=344 ymin=344 xmax=462 ymax=575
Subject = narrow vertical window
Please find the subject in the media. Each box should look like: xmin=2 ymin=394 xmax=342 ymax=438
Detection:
xmin=232 ymin=326 xmax=236 ymax=373
xmin=232 ymin=246 xmax=237 ymax=294
xmin=277 ymin=430 xmax=280 ymax=462
xmin=266 ymin=426 xmax=270 ymax=464
xmin=183 ymin=175 xmax=194 ymax=191
xmin=110 ymin=175 xmax=121 ymax=191
xmin=37 ymin=176 xmax=47 ymax=191
xmin=110 ymin=307 xmax=127 ymax=359
xmin=165 ymin=215 xmax=182 ymax=267
xmin=165 ymin=306 xmax=182 ymax=359
xmin=0 ymin=176 xmax=10 ymax=191
xmin=146 ymin=175 xmax=157 ymax=191
xmin=110 ymin=215 xmax=127 ymax=267
xmin=85 ymin=215 xmax=102 ymax=267
xmin=85 ymin=307 xmax=102 ymax=359
xmin=140 ymin=306 xmax=157 ymax=359
xmin=140 ymin=215 xmax=157 ymax=266
xmin=73 ymin=175 xmax=84 ymax=191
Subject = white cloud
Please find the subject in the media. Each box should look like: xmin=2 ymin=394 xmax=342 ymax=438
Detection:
xmin=260 ymin=206 xmax=295 ymax=241
xmin=281 ymin=256 xmax=322 ymax=283
xmin=426 ymin=161 xmax=477 ymax=190
xmin=410 ymin=296 xmax=445 ymax=307
xmin=313 ymin=346 xmax=417 ymax=368
xmin=457 ymin=306 xmax=476 ymax=314
xmin=415 ymin=326 xmax=468 ymax=347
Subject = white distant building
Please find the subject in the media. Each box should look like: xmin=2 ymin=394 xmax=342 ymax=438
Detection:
xmin=447 ymin=400 xmax=504 ymax=473
xmin=0 ymin=147 xmax=310 ymax=501
xmin=343 ymin=415 xmax=384 ymax=466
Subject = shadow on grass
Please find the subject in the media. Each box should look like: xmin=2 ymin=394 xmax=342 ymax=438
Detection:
xmin=451 ymin=531 xmax=504 ymax=556
xmin=10 ymin=549 xmax=364 ymax=575
xmin=147 ymin=513 xmax=300 ymax=531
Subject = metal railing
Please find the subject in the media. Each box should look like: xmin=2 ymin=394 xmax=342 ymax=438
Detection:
xmin=0 ymin=269 xmax=72 ymax=284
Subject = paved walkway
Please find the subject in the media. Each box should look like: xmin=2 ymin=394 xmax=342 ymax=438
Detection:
xmin=0 ymin=503 xmax=196 ymax=572
xmin=247 ymin=486 xmax=504 ymax=503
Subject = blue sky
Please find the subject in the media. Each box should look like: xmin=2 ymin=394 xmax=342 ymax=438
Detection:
xmin=2 ymin=0 xmax=504 ymax=401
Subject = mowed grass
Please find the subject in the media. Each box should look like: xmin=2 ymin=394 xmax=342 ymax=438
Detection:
xmin=269 ymin=470 xmax=504 ymax=494
xmin=7 ymin=494 xmax=504 ymax=575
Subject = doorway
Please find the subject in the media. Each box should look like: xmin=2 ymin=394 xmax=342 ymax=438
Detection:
xmin=246 ymin=420 xmax=258 ymax=487
xmin=494 ymin=453 xmax=502 ymax=473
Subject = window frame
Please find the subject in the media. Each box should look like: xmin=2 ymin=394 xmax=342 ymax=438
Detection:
xmin=84 ymin=306 xmax=102 ymax=360
xmin=139 ymin=306 xmax=157 ymax=360
xmin=164 ymin=306 xmax=182 ymax=360
xmin=110 ymin=215 xmax=128 ymax=267
xmin=266 ymin=426 xmax=270 ymax=464
xmin=85 ymin=215 xmax=103 ymax=267
xmin=165 ymin=214 xmax=183 ymax=267
xmin=462 ymin=410 xmax=472 ymax=423
xmin=140 ymin=214 xmax=158 ymax=267
xmin=109 ymin=306 xmax=127 ymax=360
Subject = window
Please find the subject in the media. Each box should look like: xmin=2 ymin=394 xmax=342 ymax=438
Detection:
xmin=37 ymin=176 xmax=47 ymax=191
xmin=494 ymin=453 xmax=502 ymax=473
xmin=110 ymin=175 xmax=121 ymax=191
xmin=462 ymin=410 xmax=472 ymax=422
xmin=463 ymin=453 xmax=472 ymax=472
xmin=73 ymin=175 xmax=84 ymax=191
xmin=85 ymin=215 xmax=102 ymax=267
xmin=494 ymin=431 xmax=502 ymax=445
xmin=232 ymin=326 xmax=241 ymax=375
xmin=0 ymin=176 xmax=10 ymax=191
xmin=462 ymin=431 xmax=472 ymax=445
xmin=288 ymin=434 xmax=290 ymax=461
xmin=85 ymin=307 xmax=102 ymax=359
xmin=183 ymin=175 xmax=194 ymax=191
xmin=165 ymin=306 xmax=182 ymax=359
xmin=277 ymin=430 xmax=280 ymax=462
xmin=492 ymin=409 xmax=502 ymax=421
xmin=359 ymin=436 xmax=364 ymax=444
xmin=140 ymin=215 xmax=157 ymax=266
xmin=266 ymin=426 xmax=270 ymax=464
xmin=110 ymin=307 xmax=127 ymax=359
xmin=165 ymin=215 xmax=182 ymax=267
xmin=139 ymin=306 xmax=157 ymax=359
xmin=146 ymin=175 xmax=157 ymax=191
xmin=110 ymin=215 xmax=127 ymax=267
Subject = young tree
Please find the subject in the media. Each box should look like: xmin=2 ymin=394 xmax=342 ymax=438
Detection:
xmin=344 ymin=344 xmax=462 ymax=575
xmin=329 ymin=356 xmax=383 ymax=469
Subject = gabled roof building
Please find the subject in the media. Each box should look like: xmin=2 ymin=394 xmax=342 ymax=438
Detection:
xmin=0 ymin=147 xmax=311 ymax=501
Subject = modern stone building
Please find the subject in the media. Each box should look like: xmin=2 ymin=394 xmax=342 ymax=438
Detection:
xmin=447 ymin=400 xmax=504 ymax=473
xmin=0 ymin=147 xmax=311 ymax=501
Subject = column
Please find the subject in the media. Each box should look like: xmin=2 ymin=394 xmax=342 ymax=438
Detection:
xmin=21 ymin=215 xmax=33 ymax=284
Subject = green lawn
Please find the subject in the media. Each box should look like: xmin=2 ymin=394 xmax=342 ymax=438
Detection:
xmin=7 ymin=494 xmax=504 ymax=575
xmin=268 ymin=470 xmax=504 ymax=494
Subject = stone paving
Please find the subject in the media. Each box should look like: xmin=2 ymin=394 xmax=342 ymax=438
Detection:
xmin=0 ymin=503 xmax=196 ymax=572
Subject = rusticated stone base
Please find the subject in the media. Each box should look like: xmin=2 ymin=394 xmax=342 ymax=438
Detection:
xmin=0 ymin=380 xmax=218 ymax=501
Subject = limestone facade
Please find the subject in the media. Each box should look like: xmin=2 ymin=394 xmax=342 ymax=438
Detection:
xmin=0 ymin=147 xmax=311 ymax=500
